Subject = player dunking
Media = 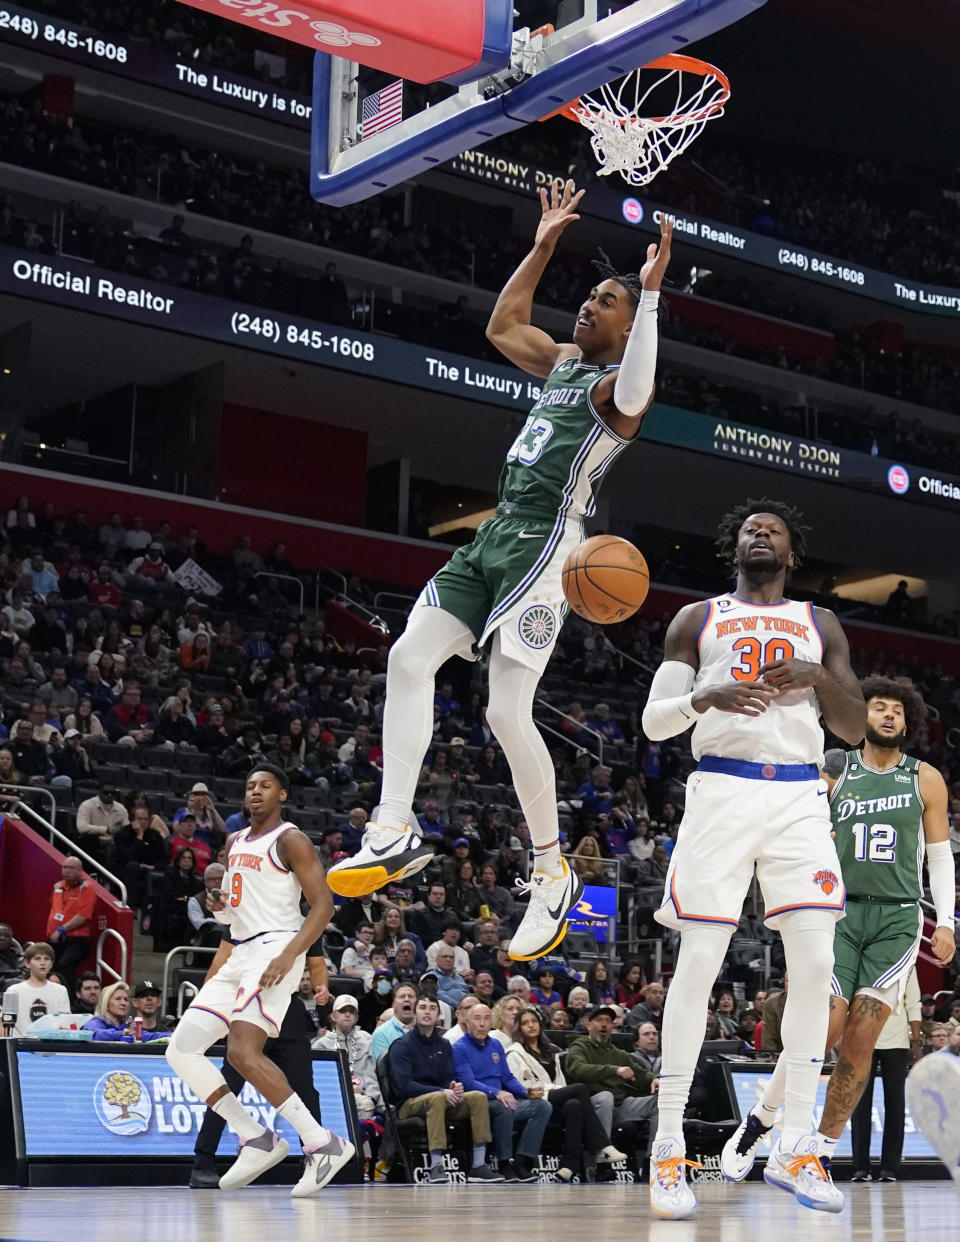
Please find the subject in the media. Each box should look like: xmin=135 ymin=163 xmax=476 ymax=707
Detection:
xmin=327 ymin=180 xmax=672 ymax=962
xmin=641 ymin=500 xmax=866 ymax=1219
xmin=165 ymin=764 xmax=353 ymax=1196
xmin=722 ymin=676 xmax=956 ymax=1192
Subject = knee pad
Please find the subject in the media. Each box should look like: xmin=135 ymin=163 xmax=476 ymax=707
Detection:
xmin=166 ymin=1017 xmax=228 ymax=1101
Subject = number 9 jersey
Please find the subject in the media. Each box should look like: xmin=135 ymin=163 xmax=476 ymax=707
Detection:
xmin=692 ymin=595 xmax=826 ymax=765
xmin=226 ymin=823 xmax=305 ymax=944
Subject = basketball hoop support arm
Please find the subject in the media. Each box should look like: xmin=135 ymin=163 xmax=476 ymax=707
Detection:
xmin=312 ymin=0 xmax=765 ymax=205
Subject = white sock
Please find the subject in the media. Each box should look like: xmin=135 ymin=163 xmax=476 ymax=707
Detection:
xmin=487 ymin=638 xmax=562 ymax=864
xmin=655 ymin=922 xmax=731 ymax=1140
xmin=752 ymin=1098 xmax=780 ymax=1128
xmin=759 ymin=1052 xmax=787 ymax=1114
xmin=212 ymin=1092 xmax=265 ymax=1141
xmin=533 ymin=843 xmax=564 ymax=878
xmin=377 ymin=609 xmax=475 ymax=831
xmin=277 ymin=1092 xmax=330 ymax=1150
xmin=778 ymin=910 xmax=836 ymax=1139
xmin=818 ymin=1134 xmax=838 ymax=1159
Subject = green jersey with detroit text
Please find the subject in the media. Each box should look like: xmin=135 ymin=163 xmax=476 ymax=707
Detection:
xmin=830 ymin=750 xmax=924 ymax=900
xmin=498 ymin=358 xmax=633 ymax=519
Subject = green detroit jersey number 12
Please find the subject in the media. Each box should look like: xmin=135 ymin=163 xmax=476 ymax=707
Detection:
xmin=830 ymin=751 xmax=924 ymax=900
xmin=499 ymin=358 xmax=632 ymax=520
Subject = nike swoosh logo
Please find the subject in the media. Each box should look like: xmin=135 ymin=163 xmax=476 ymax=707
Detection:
xmin=546 ymin=900 xmax=568 ymax=919
xmin=518 ymin=531 xmax=545 ymax=540
xmin=369 ymin=839 xmax=415 ymax=857
xmin=845 ymin=773 xmax=871 ymax=780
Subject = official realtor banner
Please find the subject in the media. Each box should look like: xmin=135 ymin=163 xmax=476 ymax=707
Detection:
xmin=5 ymin=245 xmax=960 ymax=513
xmin=448 ymin=152 xmax=960 ymax=320
xmin=0 ymin=4 xmax=312 ymax=127
xmin=640 ymin=405 xmax=960 ymax=514
xmin=13 ymin=1046 xmax=350 ymax=1157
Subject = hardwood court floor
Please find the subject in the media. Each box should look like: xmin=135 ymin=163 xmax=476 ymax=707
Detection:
xmin=0 ymin=1182 xmax=957 ymax=1241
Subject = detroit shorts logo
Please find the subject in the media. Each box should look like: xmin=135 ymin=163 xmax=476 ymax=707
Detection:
xmin=518 ymin=604 xmax=556 ymax=650
xmin=813 ymin=869 xmax=839 ymax=895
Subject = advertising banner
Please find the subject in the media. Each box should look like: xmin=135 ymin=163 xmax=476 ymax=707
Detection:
xmin=15 ymin=1047 xmax=350 ymax=1157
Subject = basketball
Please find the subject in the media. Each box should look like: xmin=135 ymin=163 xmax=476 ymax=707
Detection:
xmin=561 ymin=535 xmax=650 ymax=624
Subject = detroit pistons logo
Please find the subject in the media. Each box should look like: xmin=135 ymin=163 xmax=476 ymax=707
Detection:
xmin=518 ymin=605 xmax=556 ymax=649
xmin=813 ymin=870 xmax=839 ymax=895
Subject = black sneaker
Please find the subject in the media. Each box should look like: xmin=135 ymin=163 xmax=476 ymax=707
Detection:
xmin=512 ymin=1155 xmax=538 ymax=1183
xmin=499 ymin=1159 xmax=519 ymax=1182
xmin=423 ymin=1166 xmax=448 ymax=1184
xmin=467 ymin=1163 xmax=505 ymax=1183
xmin=850 ymin=1170 xmax=872 ymax=1183
xmin=188 ymin=1157 xmax=220 ymax=1189
xmin=876 ymin=1170 xmax=897 ymax=1183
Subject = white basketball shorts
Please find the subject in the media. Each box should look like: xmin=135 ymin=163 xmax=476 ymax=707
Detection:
xmin=187 ymin=931 xmax=306 ymax=1038
xmin=655 ymin=761 xmax=846 ymax=933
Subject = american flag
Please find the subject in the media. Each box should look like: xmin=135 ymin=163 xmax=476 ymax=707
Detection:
xmin=361 ymin=79 xmax=403 ymax=140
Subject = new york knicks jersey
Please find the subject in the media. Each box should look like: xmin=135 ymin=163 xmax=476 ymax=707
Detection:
xmin=692 ymin=595 xmax=826 ymax=765
xmin=226 ymin=822 xmax=304 ymax=943
xmin=498 ymin=357 xmax=633 ymax=520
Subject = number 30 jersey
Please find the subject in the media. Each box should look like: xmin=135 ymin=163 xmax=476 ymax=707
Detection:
xmin=830 ymin=751 xmax=924 ymax=900
xmin=226 ymin=822 xmax=304 ymax=943
xmin=498 ymin=358 xmax=634 ymax=520
xmin=691 ymin=595 xmax=826 ymax=765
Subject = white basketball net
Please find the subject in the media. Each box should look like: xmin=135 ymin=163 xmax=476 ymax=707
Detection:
xmin=572 ymin=57 xmax=730 ymax=187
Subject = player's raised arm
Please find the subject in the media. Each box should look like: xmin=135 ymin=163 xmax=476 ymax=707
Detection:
xmin=610 ymin=216 xmax=672 ymax=418
xmin=485 ymin=178 xmax=583 ymax=378
xmin=918 ymin=763 xmax=958 ymax=964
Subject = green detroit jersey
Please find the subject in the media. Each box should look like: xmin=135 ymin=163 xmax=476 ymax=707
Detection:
xmin=498 ymin=357 xmax=633 ymax=519
xmin=830 ymin=751 xmax=924 ymax=900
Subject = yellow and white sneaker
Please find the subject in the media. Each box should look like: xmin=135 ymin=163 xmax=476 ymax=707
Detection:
xmin=326 ymin=823 xmax=433 ymax=897
xmin=509 ymin=860 xmax=584 ymax=961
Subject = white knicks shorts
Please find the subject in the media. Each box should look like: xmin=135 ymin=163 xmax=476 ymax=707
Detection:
xmin=654 ymin=767 xmax=846 ymax=933
xmin=187 ymin=932 xmax=305 ymax=1038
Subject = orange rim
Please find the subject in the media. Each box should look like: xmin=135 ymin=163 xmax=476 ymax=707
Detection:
xmin=545 ymin=52 xmax=729 ymax=126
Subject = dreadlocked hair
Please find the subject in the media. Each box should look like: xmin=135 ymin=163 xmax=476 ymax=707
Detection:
xmin=592 ymin=249 xmax=644 ymax=309
xmin=860 ymin=676 xmax=927 ymax=747
xmin=715 ymin=498 xmax=810 ymax=569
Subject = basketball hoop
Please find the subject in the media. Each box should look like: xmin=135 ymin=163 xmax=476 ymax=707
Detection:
xmin=554 ymin=53 xmax=729 ymax=187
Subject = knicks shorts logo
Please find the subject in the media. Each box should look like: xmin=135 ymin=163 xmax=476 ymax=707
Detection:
xmin=813 ymin=869 xmax=839 ymax=895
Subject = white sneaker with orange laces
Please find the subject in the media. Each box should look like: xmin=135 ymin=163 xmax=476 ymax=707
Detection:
xmin=764 ymin=1135 xmax=844 ymax=1213
xmin=649 ymin=1137 xmax=702 ymax=1220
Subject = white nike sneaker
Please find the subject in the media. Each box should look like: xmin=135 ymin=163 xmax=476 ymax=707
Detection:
xmin=906 ymin=1048 xmax=960 ymax=1185
xmin=326 ymin=822 xmax=433 ymax=897
xmin=219 ymin=1129 xmax=289 ymax=1190
xmin=649 ymin=1137 xmax=702 ymax=1220
xmin=764 ymin=1135 xmax=844 ymax=1213
xmin=720 ymin=1110 xmax=774 ymax=1181
xmin=291 ymin=1132 xmax=355 ymax=1198
xmin=508 ymin=861 xmax=584 ymax=961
